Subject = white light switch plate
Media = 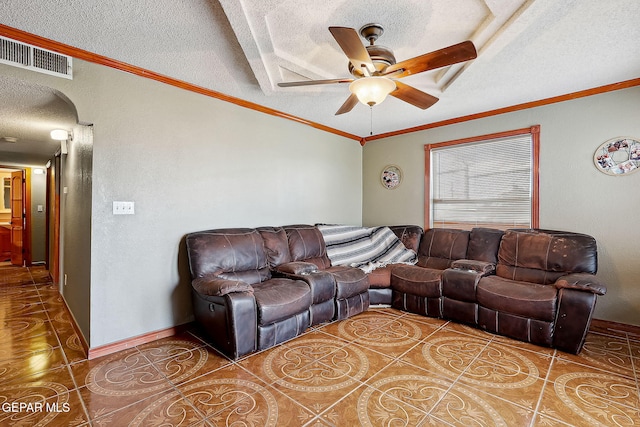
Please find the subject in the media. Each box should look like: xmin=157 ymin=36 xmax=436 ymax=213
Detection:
xmin=113 ymin=201 xmax=135 ymax=215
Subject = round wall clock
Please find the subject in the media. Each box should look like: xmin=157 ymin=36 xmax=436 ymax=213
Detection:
xmin=381 ymin=165 xmax=402 ymax=189
xmin=593 ymin=137 xmax=640 ymax=175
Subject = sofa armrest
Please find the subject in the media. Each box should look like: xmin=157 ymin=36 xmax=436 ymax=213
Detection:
xmin=450 ymin=259 xmax=496 ymax=275
xmin=555 ymin=273 xmax=607 ymax=295
xmin=192 ymin=276 xmax=254 ymax=297
xmin=275 ymin=261 xmax=318 ymax=275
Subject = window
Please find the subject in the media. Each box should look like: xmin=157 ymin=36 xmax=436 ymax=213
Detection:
xmin=425 ymin=126 xmax=539 ymax=230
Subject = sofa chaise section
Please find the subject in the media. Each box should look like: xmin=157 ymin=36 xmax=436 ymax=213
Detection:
xmin=367 ymin=225 xmax=423 ymax=305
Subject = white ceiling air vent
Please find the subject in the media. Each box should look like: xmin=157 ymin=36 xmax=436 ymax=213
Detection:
xmin=0 ymin=36 xmax=72 ymax=79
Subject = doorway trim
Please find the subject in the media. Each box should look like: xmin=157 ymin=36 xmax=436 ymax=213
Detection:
xmin=1 ymin=165 xmax=33 ymax=266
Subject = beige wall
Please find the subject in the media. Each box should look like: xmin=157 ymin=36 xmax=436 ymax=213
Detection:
xmin=0 ymin=59 xmax=363 ymax=348
xmin=85 ymin=62 xmax=363 ymax=348
xmin=363 ymin=86 xmax=640 ymax=326
xmin=2 ymin=56 xmax=637 ymax=346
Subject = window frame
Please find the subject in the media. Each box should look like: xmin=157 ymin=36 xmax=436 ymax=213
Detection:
xmin=424 ymin=125 xmax=540 ymax=230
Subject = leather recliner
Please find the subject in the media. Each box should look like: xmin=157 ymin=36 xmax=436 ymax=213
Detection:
xmin=186 ymin=228 xmax=312 ymax=359
xmin=475 ymin=229 xmax=606 ymax=354
xmin=277 ymin=225 xmax=370 ymax=320
xmin=441 ymin=227 xmax=505 ymax=324
xmin=258 ymin=226 xmax=337 ymax=326
xmin=391 ymin=228 xmax=471 ymax=317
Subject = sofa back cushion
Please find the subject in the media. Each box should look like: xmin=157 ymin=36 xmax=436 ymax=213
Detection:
xmin=283 ymin=225 xmax=332 ymax=269
xmin=467 ymin=228 xmax=504 ymax=264
xmin=186 ymin=228 xmax=270 ymax=285
xmin=389 ymin=225 xmax=424 ymax=253
xmin=257 ymin=226 xmax=292 ymax=267
xmin=496 ymin=229 xmax=598 ymax=284
xmin=417 ymin=228 xmax=470 ymax=270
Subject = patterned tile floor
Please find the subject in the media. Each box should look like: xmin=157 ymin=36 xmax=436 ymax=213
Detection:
xmin=1 ymin=265 xmax=639 ymax=426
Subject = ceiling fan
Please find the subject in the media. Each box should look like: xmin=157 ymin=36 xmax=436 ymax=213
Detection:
xmin=278 ymin=24 xmax=477 ymax=115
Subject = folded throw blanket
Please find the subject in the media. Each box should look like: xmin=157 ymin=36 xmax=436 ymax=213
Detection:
xmin=318 ymin=225 xmax=418 ymax=273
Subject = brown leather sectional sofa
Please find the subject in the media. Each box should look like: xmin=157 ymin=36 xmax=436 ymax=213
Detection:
xmin=186 ymin=225 xmax=606 ymax=359
xmin=391 ymin=227 xmax=607 ymax=354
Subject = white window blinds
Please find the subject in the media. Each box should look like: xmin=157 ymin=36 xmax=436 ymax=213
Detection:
xmin=430 ymin=133 xmax=533 ymax=230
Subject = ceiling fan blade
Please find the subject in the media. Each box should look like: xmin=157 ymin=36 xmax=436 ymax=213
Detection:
xmin=335 ymin=93 xmax=359 ymax=115
xmin=383 ymin=40 xmax=477 ymax=78
xmin=278 ymin=78 xmax=353 ymax=87
xmin=390 ymin=81 xmax=439 ymax=109
xmin=329 ymin=27 xmax=375 ymax=75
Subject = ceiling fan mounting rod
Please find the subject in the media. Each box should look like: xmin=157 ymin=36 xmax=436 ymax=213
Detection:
xmin=359 ymin=23 xmax=384 ymax=45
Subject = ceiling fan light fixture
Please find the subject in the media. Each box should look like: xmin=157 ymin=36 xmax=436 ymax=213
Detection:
xmin=50 ymin=129 xmax=69 ymax=141
xmin=349 ymin=77 xmax=396 ymax=107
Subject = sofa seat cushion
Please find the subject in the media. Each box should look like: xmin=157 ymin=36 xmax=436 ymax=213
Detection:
xmin=391 ymin=265 xmax=442 ymax=298
xmin=368 ymin=266 xmax=392 ymax=289
xmin=252 ymin=278 xmax=311 ymax=325
xmin=326 ymin=266 xmax=369 ymax=299
xmin=477 ymin=276 xmax=557 ymax=322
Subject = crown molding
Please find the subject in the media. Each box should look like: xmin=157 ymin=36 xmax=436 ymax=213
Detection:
xmin=2 ymin=24 xmax=638 ymax=146
xmin=361 ymin=77 xmax=640 ymax=144
xmin=0 ymin=24 xmax=361 ymax=142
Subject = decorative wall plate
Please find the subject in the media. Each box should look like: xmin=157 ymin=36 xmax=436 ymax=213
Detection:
xmin=594 ymin=137 xmax=640 ymax=175
xmin=381 ymin=165 xmax=402 ymax=189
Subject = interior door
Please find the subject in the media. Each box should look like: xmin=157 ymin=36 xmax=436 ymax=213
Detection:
xmin=10 ymin=170 xmax=23 ymax=266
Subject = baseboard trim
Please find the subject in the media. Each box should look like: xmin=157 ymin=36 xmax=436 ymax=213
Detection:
xmin=590 ymin=318 xmax=640 ymax=338
xmin=87 ymin=324 xmax=190 ymax=360
xmin=58 ymin=291 xmax=90 ymax=358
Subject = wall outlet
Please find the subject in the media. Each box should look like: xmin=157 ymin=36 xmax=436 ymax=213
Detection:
xmin=113 ymin=201 xmax=135 ymax=215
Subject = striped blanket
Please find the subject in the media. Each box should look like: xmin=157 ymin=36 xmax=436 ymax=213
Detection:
xmin=318 ymin=225 xmax=418 ymax=273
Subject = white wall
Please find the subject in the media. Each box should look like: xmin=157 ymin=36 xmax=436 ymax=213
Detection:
xmin=363 ymin=86 xmax=640 ymax=326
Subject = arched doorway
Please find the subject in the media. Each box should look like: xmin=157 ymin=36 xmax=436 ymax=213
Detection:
xmin=0 ymin=75 xmax=78 ymax=279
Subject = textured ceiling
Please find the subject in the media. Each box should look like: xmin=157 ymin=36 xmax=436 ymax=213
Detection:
xmin=0 ymin=75 xmax=77 ymax=165
xmin=0 ymin=0 xmax=639 ymax=158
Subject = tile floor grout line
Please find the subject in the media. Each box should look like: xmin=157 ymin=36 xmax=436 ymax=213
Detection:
xmin=153 ymin=374 xmax=211 ymax=425
xmin=33 ymin=269 xmax=94 ymax=425
xmin=300 ymin=382 xmax=366 ymax=426
xmin=529 ymin=348 xmax=557 ymax=427
xmin=235 ymin=314 xmax=441 ymax=422
xmin=626 ymin=332 xmax=640 ymax=404
xmin=185 ymin=360 xmax=298 ymax=425
xmin=28 ymin=265 xmax=36 ymax=285
xmin=422 ymin=335 xmax=494 ymax=417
